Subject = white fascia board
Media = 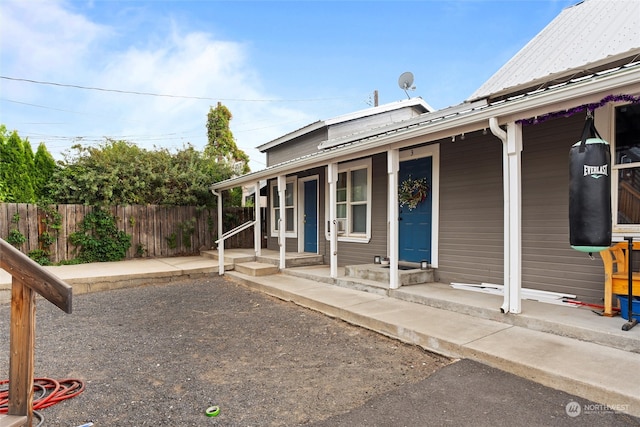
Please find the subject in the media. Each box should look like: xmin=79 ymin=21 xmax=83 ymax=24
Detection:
xmin=212 ymin=66 xmax=640 ymax=191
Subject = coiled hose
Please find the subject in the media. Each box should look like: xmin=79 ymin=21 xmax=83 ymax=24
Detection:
xmin=0 ymin=378 xmax=86 ymax=427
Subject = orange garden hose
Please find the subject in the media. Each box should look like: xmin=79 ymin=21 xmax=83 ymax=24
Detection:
xmin=0 ymin=377 xmax=86 ymax=412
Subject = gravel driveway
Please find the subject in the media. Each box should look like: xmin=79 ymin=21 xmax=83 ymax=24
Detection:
xmin=0 ymin=276 xmax=449 ymax=426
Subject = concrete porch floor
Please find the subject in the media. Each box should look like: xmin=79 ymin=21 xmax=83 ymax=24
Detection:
xmin=211 ymin=248 xmax=640 ymax=354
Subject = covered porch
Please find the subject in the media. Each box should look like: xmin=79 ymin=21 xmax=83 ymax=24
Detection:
xmin=204 ymin=249 xmax=638 ymax=355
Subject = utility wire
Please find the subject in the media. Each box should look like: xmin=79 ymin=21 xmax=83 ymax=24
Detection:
xmin=1 ymin=76 xmax=347 ymax=102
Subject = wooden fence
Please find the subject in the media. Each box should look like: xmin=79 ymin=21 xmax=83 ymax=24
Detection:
xmin=0 ymin=203 xmax=261 ymax=263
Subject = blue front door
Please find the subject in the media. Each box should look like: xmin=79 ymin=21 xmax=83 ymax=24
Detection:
xmin=304 ymin=180 xmax=318 ymax=253
xmin=399 ymin=157 xmax=432 ymax=262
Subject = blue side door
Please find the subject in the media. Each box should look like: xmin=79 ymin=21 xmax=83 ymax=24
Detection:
xmin=398 ymin=157 xmax=432 ymax=262
xmin=303 ymin=180 xmax=318 ymax=253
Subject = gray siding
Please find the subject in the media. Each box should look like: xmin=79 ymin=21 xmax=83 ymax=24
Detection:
xmin=437 ymin=115 xmax=605 ymax=303
xmin=266 ymin=128 xmax=328 ymax=167
xmin=264 ymin=167 xmax=328 ymax=256
xmin=336 ymin=153 xmax=388 ymax=266
xmin=521 ymin=114 xmax=603 ymax=303
xmin=438 ymin=132 xmax=505 ymax=285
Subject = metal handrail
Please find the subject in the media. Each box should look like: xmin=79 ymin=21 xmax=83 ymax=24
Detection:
xmin=215 ymin=220 xmax=256 ymax=245
xmin=215 ymin=220 xmax=256 ymax=275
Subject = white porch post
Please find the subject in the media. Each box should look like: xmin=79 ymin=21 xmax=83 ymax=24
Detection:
xmin=328 ymin=163 xmax=338 ymax=279
xmin=277 ymin=175 xmax=286 ymax=270
xmin=215 ymin=190 xmax=224 ymax=275
xmin=507 ymin=122 xmax=523 ymax=314
xmin=388 ymin=149 xmax=400 ymax=289
xmin=254 ymin=181 xmax=262 ymax=258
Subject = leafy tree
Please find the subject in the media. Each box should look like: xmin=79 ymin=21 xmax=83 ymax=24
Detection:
xmin=49 ymin=139 xmax=233 ymax=207
xmin=206 ymin=102 xmax=250 ymax=175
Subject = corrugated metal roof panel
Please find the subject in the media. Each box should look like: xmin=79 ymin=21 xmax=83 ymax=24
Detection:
xmin=469 ymin=0 xmax=640 ymax=101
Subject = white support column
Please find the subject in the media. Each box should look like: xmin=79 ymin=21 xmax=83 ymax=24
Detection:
xmin=388 ymin=149 xmax=400 ymax=289
xmin=507 ymin=122 xmax=523 ymax=314
xmin=277 ymin=175 xmax=286 ymax=270
xmin=254 ymin=181 xmax=262 ymax=258
xmin=215 ymin=190 xmax=224 ymax=275
xmin=328 ymin=163 xmax=338 ymax=279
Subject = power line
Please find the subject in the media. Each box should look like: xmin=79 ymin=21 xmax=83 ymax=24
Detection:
xmin=1 ymin=76 xmax=347 ymax=103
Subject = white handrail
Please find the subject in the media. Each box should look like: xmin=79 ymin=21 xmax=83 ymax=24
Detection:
xmin=215 ymin=220 xmax=256 ymax=275
xmin=215 ymin=220 xmax=256 ymax=244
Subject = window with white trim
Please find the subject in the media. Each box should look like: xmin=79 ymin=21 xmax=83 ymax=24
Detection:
xmin=327 ymin=159 xmax=371 ymax=241
xmin=270 ymin=178 xmax=297 ymax=237
xmin=613 ymin=103 xmax=640 ymax=229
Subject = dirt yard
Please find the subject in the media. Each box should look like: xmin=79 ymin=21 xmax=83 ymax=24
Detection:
xmin=0 ymin=276 xmax=450 ymax=426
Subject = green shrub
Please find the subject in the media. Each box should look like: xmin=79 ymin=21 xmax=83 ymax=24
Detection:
xmin=69 ymin=208 xmax=131 ymax=263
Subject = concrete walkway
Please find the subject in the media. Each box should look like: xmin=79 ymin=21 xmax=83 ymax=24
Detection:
xmin=1 ymin=255 xmax=639 ymax=417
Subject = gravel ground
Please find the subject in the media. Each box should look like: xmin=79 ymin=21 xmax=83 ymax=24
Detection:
xmin=0 ymin=276 xmax=450 ymax=426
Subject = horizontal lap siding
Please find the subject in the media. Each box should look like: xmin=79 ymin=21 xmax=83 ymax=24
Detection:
xmin=522 ymin=115 xmax=604 ymax=303
xmin=266 ymin=128 xmax=327 ymax=167
xmin=338 ymin=153 xmax=388 ymax=266
xmin=438 ymin=132 xmax=505 ymax=285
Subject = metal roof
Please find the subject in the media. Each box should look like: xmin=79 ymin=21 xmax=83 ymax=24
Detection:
xmin=256 ymin=97 xmax=434 ymax=152
xmin=212 ymin=64 xmax=640 ymax=191
xmin=469 ymin=0 xmax=640 ymax=102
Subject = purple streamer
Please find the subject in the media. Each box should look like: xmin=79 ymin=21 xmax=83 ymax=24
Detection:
xmin=516 ymin=94 xmax=640 ymax=126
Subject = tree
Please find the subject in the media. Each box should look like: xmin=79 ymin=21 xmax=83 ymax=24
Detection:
xmin=0 ymin=126 xmax=35 ymax=202
xmin=33 ymin=142 xmax=59 ymax=201
xmin=206 ymin=102 xmax=250 ymax=175
xmin=48 ymin=139 xmax=233 ymax=207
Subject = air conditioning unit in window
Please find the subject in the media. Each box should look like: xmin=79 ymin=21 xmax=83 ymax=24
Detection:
xmin=336 ymin=219 xmax=346 ymax=235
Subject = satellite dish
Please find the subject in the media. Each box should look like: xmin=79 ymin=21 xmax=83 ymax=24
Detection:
xmin=398 ymin=72 xmax=416 ymax=99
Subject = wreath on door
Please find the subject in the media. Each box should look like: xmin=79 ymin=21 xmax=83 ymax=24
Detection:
xmin=399 ymin=175 xmax=430 ymax=211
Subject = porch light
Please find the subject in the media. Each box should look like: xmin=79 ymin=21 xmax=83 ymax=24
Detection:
xmin=420 ymin=260 xmax=429 ymax=270
xmin=374 ymin=255 xmax=381 ymax=264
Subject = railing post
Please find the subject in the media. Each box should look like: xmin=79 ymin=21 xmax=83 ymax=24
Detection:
xmin=8 ymin=277 xmax=36 ymax=426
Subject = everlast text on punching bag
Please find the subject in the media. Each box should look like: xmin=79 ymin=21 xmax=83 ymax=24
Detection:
xmin=569 ymin=115 xmax=611 ymax=253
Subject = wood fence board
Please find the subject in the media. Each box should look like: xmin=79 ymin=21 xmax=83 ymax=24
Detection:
xmin=27 ymin=204 xmax=38 ymax=254
xmin=0 ymin=203 xmax=256 ymax=262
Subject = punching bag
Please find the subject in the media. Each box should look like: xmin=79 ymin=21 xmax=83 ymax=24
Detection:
xmin=569 ymin=116 xmax=611 ymax=253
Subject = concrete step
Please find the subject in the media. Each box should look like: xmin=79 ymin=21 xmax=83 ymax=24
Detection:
xmin=345 ymin=263 xmax=434 ymax=286
xmin=235 ymin=262 xmax=279 ymax=276
xmin=200 ymin=250 xmax=255 ymax=265
xmin=257 ymin=253 xmax=324 ymax=268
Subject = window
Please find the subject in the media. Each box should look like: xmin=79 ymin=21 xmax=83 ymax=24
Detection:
xmin=613 ymin=104 xmax=640 ymax=229
xmin=271 ymin=178 xmax=296 ymax=236
xmin=327 ymin=159 xmax=371 ymax=241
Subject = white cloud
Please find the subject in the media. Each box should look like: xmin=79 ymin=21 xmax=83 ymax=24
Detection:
xmin=1 ymin=0 xmax=316 ymax=172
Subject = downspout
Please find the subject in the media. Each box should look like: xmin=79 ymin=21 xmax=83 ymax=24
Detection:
xmin=212 ymin=189 xmax=225 ymax=275
xmin=489 ymin=118 xmax=510 ymax=314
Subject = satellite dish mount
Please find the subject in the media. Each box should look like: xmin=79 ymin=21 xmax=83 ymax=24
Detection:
xmin=398 ymin=72 xmax=416 ymax=99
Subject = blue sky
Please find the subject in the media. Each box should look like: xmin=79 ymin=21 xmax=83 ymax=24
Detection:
xmin=0 ymin=0 xmax=576 ymax=170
